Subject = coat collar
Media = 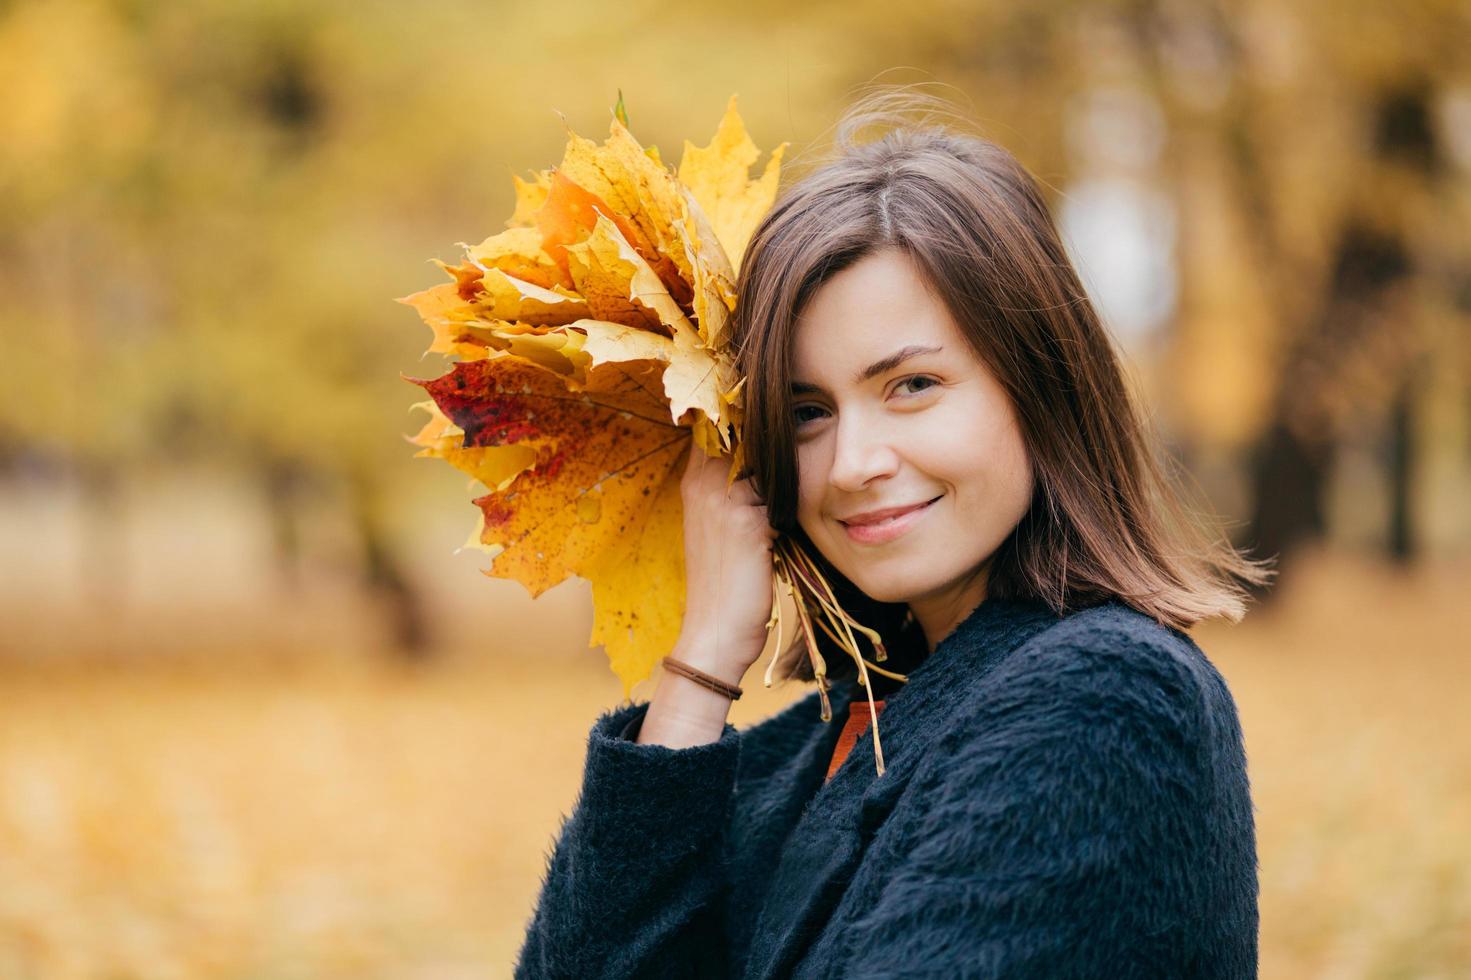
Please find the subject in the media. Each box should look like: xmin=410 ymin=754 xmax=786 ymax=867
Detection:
xmin=741 ymin=594 xmax=1063 ymax=979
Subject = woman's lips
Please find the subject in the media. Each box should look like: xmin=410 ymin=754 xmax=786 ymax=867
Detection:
xmin=841 ymin=497 xmax=939 ymax=545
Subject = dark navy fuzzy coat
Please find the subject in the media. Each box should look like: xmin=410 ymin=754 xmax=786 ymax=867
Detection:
xmin=514 ymin=595 xmax=1259 ymax=978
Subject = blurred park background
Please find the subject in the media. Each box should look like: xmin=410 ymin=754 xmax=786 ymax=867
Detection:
xmin=1 ymin=0 xmax=1469 ymax=976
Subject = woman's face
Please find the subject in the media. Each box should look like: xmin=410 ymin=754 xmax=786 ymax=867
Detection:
xmin=790 ymin=247 xmax=1035 ymax=649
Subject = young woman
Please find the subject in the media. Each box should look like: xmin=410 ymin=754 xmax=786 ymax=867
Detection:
xmin=515 ymin=90 xmax=1272 ymax=979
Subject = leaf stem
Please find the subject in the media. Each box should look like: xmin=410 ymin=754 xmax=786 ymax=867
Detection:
xmin=770 ymin=536 xmax=906 ymax=776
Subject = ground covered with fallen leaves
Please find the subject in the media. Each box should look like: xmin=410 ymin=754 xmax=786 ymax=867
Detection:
xmin=1 ymin=551 xmax=1467 ymax=979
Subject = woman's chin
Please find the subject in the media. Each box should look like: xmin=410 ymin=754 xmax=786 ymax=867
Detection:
xmin=809 ymin=540 xmax=921 ymax=604
xmin=843 ymin=576 xmax=913 ymax=606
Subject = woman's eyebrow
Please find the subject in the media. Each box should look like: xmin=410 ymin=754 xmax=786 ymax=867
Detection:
xmin=790 ymin=344 xmax=944 ymax=394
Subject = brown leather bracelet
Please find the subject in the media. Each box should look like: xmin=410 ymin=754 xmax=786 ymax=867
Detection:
xmin=661 ymin=656 xmax=743 ymax=700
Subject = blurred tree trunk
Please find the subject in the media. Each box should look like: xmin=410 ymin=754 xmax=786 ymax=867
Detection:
xmin=347 ymin=469 xmax=430 ymax=659
xmin=1385 ymin=371 xmax=1418 ymax=564
xmin=1243 ymin=219 xmax=1410 ymax=584
xmin=261 ymin=456 xmax=307 ymax=592
xmin=1245 ymin=420 xmax=1334 ymax=580
xmin=1239 ymin=79 xmax=1438 ymax=589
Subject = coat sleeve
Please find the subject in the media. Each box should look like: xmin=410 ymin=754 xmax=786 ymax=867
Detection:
xmin=826 ymin=620 xmax=1256 ymax=979
xmin=513 ymin=700 xmax=742 ymax=980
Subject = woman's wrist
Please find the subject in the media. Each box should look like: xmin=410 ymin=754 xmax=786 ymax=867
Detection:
xmin=662 ymin=656 xmax=744 ymax=700
xmin=636 ymin=673 xmax=734 ymax=747
xmin=633 ymin=634 xmax=760 ymax=748
xmin=668 ymin=628 xmax=762 ymax=688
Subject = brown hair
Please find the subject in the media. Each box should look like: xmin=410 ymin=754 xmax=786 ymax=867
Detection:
xmin=731 ymin=87 xmax=1275 ymax=683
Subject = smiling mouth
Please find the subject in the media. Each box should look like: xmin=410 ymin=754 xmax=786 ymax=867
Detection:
xmin=839 ymin=496 xmax=942 ymax=544
xmin=840 ymin=497 xmax=943 ymax=527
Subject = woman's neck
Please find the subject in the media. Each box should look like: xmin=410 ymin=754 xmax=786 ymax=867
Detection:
xmin=908 ymin=568 xmax=991 ymax=654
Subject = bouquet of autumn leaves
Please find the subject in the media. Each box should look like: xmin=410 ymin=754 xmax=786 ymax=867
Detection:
xmin=398 ymin=96 xmax=902 ymax=770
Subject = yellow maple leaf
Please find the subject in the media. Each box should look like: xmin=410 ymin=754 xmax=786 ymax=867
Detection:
xmin=464 ymin=226 xmax=564 ymax=290
xmin=506 ymin=171 xmax=552 ymax=229
xmin=679 ymin=94 xmax=787 ymax=277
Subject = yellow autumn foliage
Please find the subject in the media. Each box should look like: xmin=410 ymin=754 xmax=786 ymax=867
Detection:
xmin=398 ymin=96 xmax=787 ymax=696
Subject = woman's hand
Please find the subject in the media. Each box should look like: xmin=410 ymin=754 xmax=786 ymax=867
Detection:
xmin=675 ymin=444 xmax=779 ymax=684
xmin=635 ymin=444 xmax=778 ymax=749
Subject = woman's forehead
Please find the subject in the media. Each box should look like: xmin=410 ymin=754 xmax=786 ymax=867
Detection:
xmin=798 ymin=249 xmax=938 ymax=324
xmin=791 ymin=269 xmax=967 ymax=388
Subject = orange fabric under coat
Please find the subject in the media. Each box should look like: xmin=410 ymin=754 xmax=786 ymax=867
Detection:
xmin=824 ymin=699 xmax=886 ymax=783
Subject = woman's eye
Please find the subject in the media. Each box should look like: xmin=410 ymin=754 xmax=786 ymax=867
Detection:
xmin=793 ymin=378 xmax=938 ymax=427
xmin=793 ymin=404 xmax=827 ymax=426
xmin=895 ymin=375 xmax=939 ymax=396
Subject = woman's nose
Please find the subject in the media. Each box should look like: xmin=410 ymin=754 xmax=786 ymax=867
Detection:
xmin=827 ymin=415 xmax=900 ymax=491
